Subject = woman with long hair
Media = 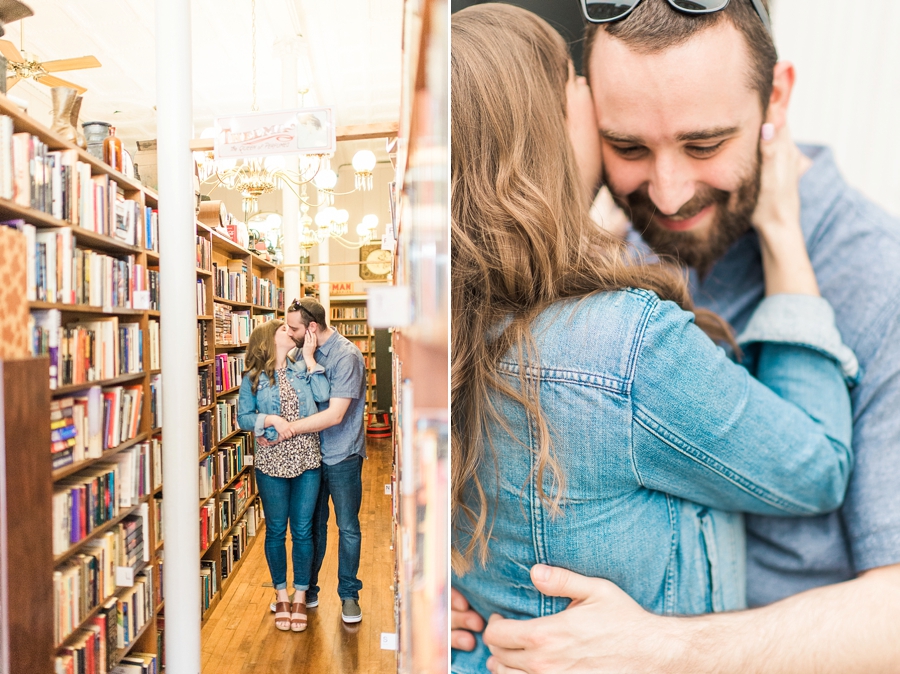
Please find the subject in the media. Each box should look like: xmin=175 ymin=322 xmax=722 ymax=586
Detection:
xmin=451 ymin=4 xmax=856 ymax=671
xmin=237 ymin=319 xmax=328 ymax=632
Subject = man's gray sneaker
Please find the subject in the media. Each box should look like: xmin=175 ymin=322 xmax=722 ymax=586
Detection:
xmin=341 ymin=599 xmax=362 ymax=623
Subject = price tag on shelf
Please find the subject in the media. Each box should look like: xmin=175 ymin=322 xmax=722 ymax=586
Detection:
xmin=384 ymin=483 xmax=392 ymax=495
xmin=380 ymin=633 xmax=398 ymax=651
xmin=367 ymin=285 xmax=411 ymax=328
xmin=116 ymin=566 xmax=135 ymax=587
xmin=133 ymin=290 xmax=151 ymax=310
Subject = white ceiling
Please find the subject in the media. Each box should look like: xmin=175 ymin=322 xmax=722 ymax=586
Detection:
xmin=6 ymin=0 xmax=403 ymax=151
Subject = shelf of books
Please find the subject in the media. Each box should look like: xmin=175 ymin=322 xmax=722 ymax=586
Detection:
xmin=330 ymin=298 xmax=386 ymax=419
xmin=195 ymin=220 xmax=282 ymax=621
xmin=389 ymin=0 xmax=449 ymax=672
xmin=0 ymin=88 xmax=167 ymax=672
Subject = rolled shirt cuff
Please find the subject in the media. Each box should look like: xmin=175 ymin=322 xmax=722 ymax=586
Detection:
xmin=737 ymin=294 xmax=860 ymax=384
xmin=254 ymin=412 xmax=267 ymax=437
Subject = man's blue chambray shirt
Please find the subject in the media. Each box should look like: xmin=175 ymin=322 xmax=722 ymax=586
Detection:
xmin=689 ymin=145 xmax=900 ymax=606
xmin=313 ymin=329 xmax=367 ymax=465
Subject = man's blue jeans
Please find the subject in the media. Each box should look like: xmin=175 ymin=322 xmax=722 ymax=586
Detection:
xmin=310 ymin=454 xmax=363 ymax=600
xmin=255 ymin=467 xmax=321 ymax=592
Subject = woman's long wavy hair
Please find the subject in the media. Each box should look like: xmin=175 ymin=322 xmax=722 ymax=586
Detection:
xmin=245 ymin=319 xmax=287 ymax=394
xmin=451 ymin=3 xmax=733 ymax=574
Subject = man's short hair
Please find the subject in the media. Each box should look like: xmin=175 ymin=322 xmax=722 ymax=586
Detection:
xmin=583 ymin=0 xmax=777 ymax=112
xmin=289 ymin=297 xmax=328 ymax=329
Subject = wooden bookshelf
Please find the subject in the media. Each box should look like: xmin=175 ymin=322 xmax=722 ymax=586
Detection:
xmin=0 ymin=87 xmax=166 ymax=670
xmin=195 ymin=219 xmax=275 ymax=622
xmin=329 ymin=298 xmax=390 ymax=420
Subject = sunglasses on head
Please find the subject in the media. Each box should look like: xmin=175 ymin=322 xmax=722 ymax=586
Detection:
xmin=288 ymin=299 xmax=315 ymax=322
xmin=580 ymin=0 xmax=772 ymax=37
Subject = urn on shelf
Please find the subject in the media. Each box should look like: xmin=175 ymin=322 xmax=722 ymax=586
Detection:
xmin=83 ymin=120 xmax=110 ymax=161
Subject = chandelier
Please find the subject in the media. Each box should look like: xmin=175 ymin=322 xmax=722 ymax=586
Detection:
xmin=297 ymin=185 xmax=380 ymax=250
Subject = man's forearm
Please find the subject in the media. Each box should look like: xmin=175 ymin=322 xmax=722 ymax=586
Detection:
xmin=672 ymin=565 xmax=900 ymax=674
xmin=289 ymin=409 xmax=338 ymax=434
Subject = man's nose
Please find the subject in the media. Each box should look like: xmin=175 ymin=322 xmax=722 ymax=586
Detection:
xmin=647 ymin=154 xmax=695 ymax=216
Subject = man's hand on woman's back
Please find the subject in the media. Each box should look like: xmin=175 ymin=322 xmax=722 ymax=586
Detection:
xmin=451 ymin=587 xmax=484 ymax=651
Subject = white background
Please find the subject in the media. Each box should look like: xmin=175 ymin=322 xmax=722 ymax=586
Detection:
xmin=773 ymin=0 xmax=900 ymax=216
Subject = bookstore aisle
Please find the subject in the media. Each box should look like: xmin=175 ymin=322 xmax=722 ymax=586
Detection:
xmin=200 ymin=438 xmax=395 ymax=674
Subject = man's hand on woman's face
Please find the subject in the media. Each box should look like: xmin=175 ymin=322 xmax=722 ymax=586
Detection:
xmin=566 ymin=61 xmax=603 ymax=202
xmin=451 ymin=587 xmax=485 ymax=651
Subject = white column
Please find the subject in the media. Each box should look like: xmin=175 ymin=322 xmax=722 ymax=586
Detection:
xmin=318 ymin=220 xmax=330 ymax=317
xmin=277 ymin=37 xmax=302 ymax=301
xmin=156 ymin=0 xmax=201 ymax=672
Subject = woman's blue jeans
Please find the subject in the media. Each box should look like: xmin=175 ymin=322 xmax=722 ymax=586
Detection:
xmin=255 ymin=467 xmax=321 ymax=592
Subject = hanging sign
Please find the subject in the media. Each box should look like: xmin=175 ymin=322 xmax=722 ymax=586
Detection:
xmin=213 ymin=106 xmax=336 ymax=159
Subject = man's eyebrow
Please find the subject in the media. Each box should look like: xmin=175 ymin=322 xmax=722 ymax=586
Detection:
xmin=599 ymin=127 xmax=741 ymax=144
xmin=600 ymin=129 xmax=643 ymax=144
xmin=676 ymin=126 xmax=740 ymax=142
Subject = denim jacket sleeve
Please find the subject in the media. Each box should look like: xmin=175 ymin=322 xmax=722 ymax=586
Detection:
xmin=237 ymin=376 xmax=268 ymax=437
xmin=306 ymin=363 xmax=330 ymax=403
xmin=630 ymin=296 xmax=854 ymax=517
xmin=287 ymin=359 xmax=331 ymax=414
xmin=736 ymin=294 xmax=860 ymax=384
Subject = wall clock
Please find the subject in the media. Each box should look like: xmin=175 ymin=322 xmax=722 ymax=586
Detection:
xmin=359 ymin=244 xmax=392 ymax=280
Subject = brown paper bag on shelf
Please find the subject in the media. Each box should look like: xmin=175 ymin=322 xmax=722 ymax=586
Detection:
xmin=0 ymin=226 xmax=28 ymax=358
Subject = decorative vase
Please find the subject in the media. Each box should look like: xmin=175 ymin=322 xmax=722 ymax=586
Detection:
xmin=83 ymin=121 xmax=110 ymax=161
xmin=49 ymin=86 xmax=78 ymax=143
xmin=71 ymin=95 xmax=86 ymax=148
xmin=103 ymin=126 xmax=123 ymax=172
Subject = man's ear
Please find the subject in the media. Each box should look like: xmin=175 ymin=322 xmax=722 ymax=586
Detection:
xmin=308 ymin=322 xmax=319 ymax=334
xmin=767 ymin=61 xmax=796 ymax=129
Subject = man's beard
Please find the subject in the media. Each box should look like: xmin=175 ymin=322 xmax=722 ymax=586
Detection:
xmin=614 ymin=154 xmax=761 ymax=274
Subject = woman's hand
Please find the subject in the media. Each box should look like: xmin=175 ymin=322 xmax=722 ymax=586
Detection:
xmin=266 ymin=415 xmax=294 ymax=441
xmin=566 ymin=62 xmax=602 ymax=203
xmin=752 ymin=123 xmax=819 ymax=297
xmin=302 ymin=330 xmax=318 ymax=369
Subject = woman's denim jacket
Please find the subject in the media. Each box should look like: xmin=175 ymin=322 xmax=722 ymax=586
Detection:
xmin=451 ymin=290 xmax=857 ymax=673
xmin=236 ymin=359 xmax=330 ymax=442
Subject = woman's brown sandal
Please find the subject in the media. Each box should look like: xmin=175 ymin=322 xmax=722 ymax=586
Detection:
xmin=290 ymin=599 xmax=307 ymax=632
xmin=274 ymin=601 xmax=292 ymax=631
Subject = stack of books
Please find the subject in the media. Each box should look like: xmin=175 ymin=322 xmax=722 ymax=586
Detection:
xmin=200 ymin=502 xmax=215 ymax=551
xmin=215 ymin=395 xmax=239 ymax=441
xmin=214 ymin=352 xmax=245 ymax=392
xmin=213 ymin=259 xmax=247 ymax=302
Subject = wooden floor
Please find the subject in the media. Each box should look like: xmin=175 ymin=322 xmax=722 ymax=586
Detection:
xmin=201 ymin=439 xmax=397 ymax=673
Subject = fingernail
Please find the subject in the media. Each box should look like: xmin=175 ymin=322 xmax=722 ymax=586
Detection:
xmin=761 ymin=123 xmax=775 ymax=141
xmin=532 ymin=564 xmax=551 ymax=582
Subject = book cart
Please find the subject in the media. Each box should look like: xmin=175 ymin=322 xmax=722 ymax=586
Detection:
xmin=195 ymin=219 xmax=284 ymax=620
xmin=0 ymin=90 xmax=166 ymax=672
xmin=390 ymin=0 xmax=449 ymax=671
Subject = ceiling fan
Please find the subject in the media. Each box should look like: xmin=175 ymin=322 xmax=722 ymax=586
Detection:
xmin=1 ymin=14 xmax=100 ymax=95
